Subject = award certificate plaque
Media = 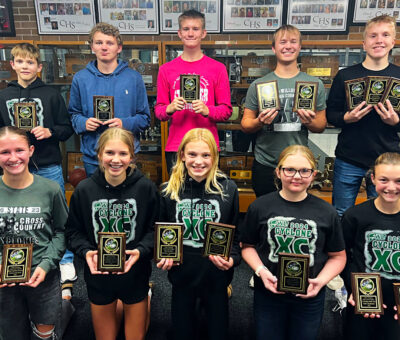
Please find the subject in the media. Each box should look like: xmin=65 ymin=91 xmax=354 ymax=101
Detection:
xmin=1 ymin=244 xmax=33 ymax=284
xmin=351 ymin=273 xmax=384 ymax=315
xmin=97 ymin=232 xmax=126 ymax=272
xmin=93 ymin=96 xmax=114 ymax=121
xmin=381 ymin=78 xmax=400 ymax=112
xmin=277 ymin=253 xmax=310 ymax=294
xmin=180 ymin=74 xmax=200 ymax=103
xmin=365 ymin=77 xmax=390 ymax=105
xmin=345 ymin=77 xmax=367 ymax=110
xmin=154 ymin=222 xmax=183 ymax=264
xmin=393 ymin=283 xmax=400 ymax=323
xmin=13 ymin=102 xmax=37 ymax=130
xmin=293 ymin=81 xmax=318 ymax=112
xmin=202 ymin=222 xmax=235 ymax=260
xmin=256 ymin=81 xmax=280 ymax=110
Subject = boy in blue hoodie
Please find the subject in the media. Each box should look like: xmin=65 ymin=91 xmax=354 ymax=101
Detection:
xmin=68 ymin=22 xmax=150 ymax=177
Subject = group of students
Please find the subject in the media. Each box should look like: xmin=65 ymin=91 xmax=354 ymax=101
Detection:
xmin=0 ymin=7 xmax=400 ymax=340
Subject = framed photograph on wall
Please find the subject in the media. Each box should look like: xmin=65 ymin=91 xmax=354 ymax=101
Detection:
xmin=98 ymin=0 xmax=159 ymax=34
xmin=160 ymin=0 xmax=220 ymax=33
xmin=34 ymin=0 xmax=96 ymax=34
xmin=287 ymin=0 xmax=349 ymax=33
xmin=222 ymin=0 xmax=284 ymax=33
xmin=353 ymin=0 xmax=400 ymax=24
xmin=0 ymin=0 xmax=16 ymax=37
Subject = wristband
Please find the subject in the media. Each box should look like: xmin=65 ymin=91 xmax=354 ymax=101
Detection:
xmin=255 ymin=264 xmax=267 ymax=277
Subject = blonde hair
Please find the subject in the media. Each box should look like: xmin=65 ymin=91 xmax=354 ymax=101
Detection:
xmin=88 ymin=22 xmax=123 ymax=46
xmin=272 ymin=25 xmax=302 ymax=48
xmin=373 ymin=152 xmax=400 ymax=174
xmin=178 ymin=9 xmax=205 ymax=29
xmin=275 ymin=145 xmax=316 ymax=189
xmin=11 ymin=43 xmax=40 ymax=63
xmin=97 ymin=128 xmax=135 ymax=174
xmin=364 ymin=15 xmax=396 ymax=39
xmin=163 ymin=128 xmax=226 ymax=201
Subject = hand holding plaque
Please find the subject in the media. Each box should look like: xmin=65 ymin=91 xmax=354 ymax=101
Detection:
xmin=365 ymin=77 xmax=390 ymax=106
xmin=277 ymin=252 xmax=310 ymax=294
xmin=345 ymin=77 xmax=367 ymax=110
xmin=154 ymin=223 xmax=183 ymax=264
xmin=381 ymin=78 xmax=400 ymax=112
xmin=180 ymin=74 xmax=200 ymax=103
xmin=202 ymin=222 xmax=235 ymax=261
xmin=293 ymin=82 xmax=318 ymax=112
xmin=393 ymin=283 xmax=400 ymax=322
xmin=256 ymin=81 xmax=280 ymax=110
xmin=97 ymin=232 xmax=126 ymax=272
xmin=351 ymin=272 xmax=384 ymax=315
xmin=93 ymin=96 xmax=114 ymax=122
xmin=14 ymin=103 xmax=37 ymax=130
xmin=0 ymin=244 xmax=33 ymax=284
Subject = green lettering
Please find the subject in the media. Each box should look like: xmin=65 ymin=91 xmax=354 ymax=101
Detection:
xmin=372 ymin=249 xmax=391 ymax=271
xmin=293 ymin=238 xmax=308 ymax=253
xmin=276 ymin=235 xmax=293 ymax=253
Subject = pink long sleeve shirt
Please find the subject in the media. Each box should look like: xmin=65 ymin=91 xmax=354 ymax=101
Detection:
xmin=155 ymin=55 xmax=232 ymax=152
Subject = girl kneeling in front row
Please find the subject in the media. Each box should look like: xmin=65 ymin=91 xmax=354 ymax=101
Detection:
xmin=66 ymin=128 xmax=159 ymax=340
xmin=240 ymin=145 xmax=346 ymax=340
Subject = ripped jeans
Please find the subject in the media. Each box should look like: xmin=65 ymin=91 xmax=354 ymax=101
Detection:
xmin=0 ymin=269 xmax=61 ymax=339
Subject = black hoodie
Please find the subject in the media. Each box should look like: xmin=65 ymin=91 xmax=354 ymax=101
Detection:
xmin=0 ymin=78 xmax=74 ymax=167
xmin=160 ymin=175 xmax=240 ymax=288
xmin=66 ymin=167 xmax=159 ymax=262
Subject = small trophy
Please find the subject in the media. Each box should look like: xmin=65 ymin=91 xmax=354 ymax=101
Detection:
xmin=277 ymin=253 xmax=310 ymax=294
xmin=256 ymin=80 xmax=280 ymax=110
xmin=13 ymin=102 xmax=37 ymax=130
xmin=293 ymin=81 xmax=318 ymax=112
xmin=202 ymin=222 xmax=235 ymax=260
xmin=365 ymin=76 xmax=390 ymax=105
xmin=97 ymin=232 xmax=126 ymax=272
xmin=381 ymin=78 xmax=400 ymax=111
xmin=393 ymin=283 xmax=400 ymax=323
xmin=1 ymin=244 xmax=33 ymax=284
xmin=351 ymin=272 xmax=384 ymax=315
xmin=345 ymin=77 xmax=367 ymax=110
xmin=180 ymin=74 xmax=200 ymax=102
xmin=93 ymin=96 xmax=114 ymax=121
xmin=154 ymin=222 xmax=184 ymax=264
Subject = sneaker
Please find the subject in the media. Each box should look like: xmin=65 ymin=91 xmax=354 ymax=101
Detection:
xmin=60 ymin=262 xmax=77 ymax=283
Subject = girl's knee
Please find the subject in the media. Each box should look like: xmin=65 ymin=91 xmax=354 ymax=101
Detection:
xmin=31 ymin=322 xmax=55 ymax=339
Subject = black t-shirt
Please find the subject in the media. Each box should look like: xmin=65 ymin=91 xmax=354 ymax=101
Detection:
xmin=240 ymin=191 xmax=345 ymax=290
xmin=342 ymin=199 xmax=400 ymax=307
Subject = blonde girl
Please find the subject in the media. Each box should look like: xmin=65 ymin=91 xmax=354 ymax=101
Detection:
xmin=0 ymin=126 xmax=67 ymax=340
xmin=342 ymin=152 xmax=400 ymax=340
xmin=158 ymin=128 xmax=240 ymax=340
xmin=66 ymin=127 xmax=158 ymax=340
xmin=240 ymin=145 xmax=346 ymax=340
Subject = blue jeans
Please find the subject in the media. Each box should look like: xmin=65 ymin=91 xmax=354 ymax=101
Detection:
xmin=30 ymin=164 xmax=74 ymax=265
xmin=332 ymin=158 xmax=377 ymax=216
xmin=0 ymin=270 xmax=61 ymax=340
xmin=254 ymin=288 xmax=326 ymax=340
xmin=84 ymin=162 xmax=98 ymax=178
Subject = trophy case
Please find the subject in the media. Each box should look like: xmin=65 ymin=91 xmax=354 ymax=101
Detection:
xmin=35 ymin=41 xmax=163 ymax=188
xmin=161 ymin=40 xmax=392 ymax=210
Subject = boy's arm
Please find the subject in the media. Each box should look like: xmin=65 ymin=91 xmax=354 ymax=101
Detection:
xmin=50 ymin=92 xmax=74 ymax=141
xmin=68 ymin=76 xmax=89 ymax=134
xmin=326 ymin=71 xmax=349 ymax=128
xmin=119 ymin=75 xmax=150 ymax=134
xmin=207 ymin=66 xmax=232 ymax=122
xmin=154 ymin=66 xmax=173 ymax=121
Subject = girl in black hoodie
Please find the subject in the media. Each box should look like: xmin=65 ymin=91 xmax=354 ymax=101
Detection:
xmin=66 ymin=128 xmax=158 ymax=340
xmin=157 ymin=128 xmax=240 ymax=340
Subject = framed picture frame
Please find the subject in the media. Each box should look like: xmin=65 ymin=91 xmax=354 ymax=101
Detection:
xmin=287 ymin=0 xmax=349 ymax=34
xmin=34 ymin=0 xmax=96 ymax=34
xmin=353 ymin=0 xmax=400 ymax=24
xmin=98 ymin=0 xmax=159 ymax=34
xmin=0 ymin=0 xmax=16 ymax=37
xmin=160 ymin=0 xmax=220 ymax=33
xmin=222 ymin=0 xmax=284 ymax=33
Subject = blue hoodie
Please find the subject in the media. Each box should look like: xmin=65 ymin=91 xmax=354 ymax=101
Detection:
xmin=68 ymin=60 xmax=150 ymax=165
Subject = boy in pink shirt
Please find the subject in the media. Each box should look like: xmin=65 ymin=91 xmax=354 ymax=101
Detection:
xmin=155 ymin=9 xmax=232 ymax=172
